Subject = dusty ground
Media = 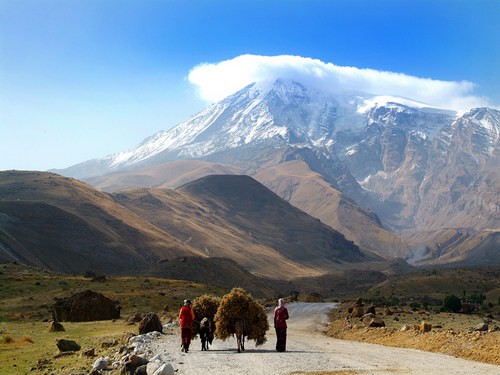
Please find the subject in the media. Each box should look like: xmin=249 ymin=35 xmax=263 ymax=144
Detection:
xmin=327 ymin=302 xmax=500 ymax=366
xmin=144 ymin=303 xmax=500 ymax=374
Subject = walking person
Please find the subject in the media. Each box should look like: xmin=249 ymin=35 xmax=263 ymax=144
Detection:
xmin=274 ymin=298 xmax=289 ymax=352
xmin=179 ymin=299 xmax=195 ymax=353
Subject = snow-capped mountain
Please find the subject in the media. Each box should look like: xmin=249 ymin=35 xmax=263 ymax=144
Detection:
xmin=56 ymin=79 xmax=500 ymax=240
xmin=60 ymin=79 xmax=367 ymax=177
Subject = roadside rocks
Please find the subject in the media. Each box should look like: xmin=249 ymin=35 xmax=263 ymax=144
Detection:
xmin=83 ymin=331 xmax=174 ymax=375
xmin=92 ymin=357 xmax=111 ymax=371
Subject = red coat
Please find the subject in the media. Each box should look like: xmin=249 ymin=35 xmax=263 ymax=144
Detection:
xmin=179 ymin=306 xmax=195 ymax=328
xmin=274 ymin=306 xmax=289 ymax=328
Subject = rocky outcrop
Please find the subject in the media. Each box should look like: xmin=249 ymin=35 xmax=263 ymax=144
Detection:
xmin=138 ymin=312 xmax=163 ymax=334
xmin=56 ymin=339 xmax=81 ymax=352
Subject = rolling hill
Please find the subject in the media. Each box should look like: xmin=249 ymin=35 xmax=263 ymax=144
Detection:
xmin=0 ymin=171 xmax=381 ymax=279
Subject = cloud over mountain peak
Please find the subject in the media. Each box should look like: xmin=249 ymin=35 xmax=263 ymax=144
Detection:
xmin=188 ymin=54 xmax=490 ymax=111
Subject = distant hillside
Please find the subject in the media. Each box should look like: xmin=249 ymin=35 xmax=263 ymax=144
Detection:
xmin=84 ymin=159 xmax=404 ymax=261
xmin=115 ymin=175 xmax=378 ymax=279
xmin=0 ymin=171 xmax=203 ymax=273
xmin=0 ymin=171 xmax=380 ymax=280
xmin=178 ymin=175 xmax=377 ymax=264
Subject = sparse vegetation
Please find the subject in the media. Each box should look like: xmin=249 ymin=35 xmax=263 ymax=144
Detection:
xmin=328 ymin=300 xmax=500 ymax=365
xmin=442 ymin=295 xmax=462 ymax=313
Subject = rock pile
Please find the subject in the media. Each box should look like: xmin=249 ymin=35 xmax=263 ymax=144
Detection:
xmin=87 ymin=330 xmax=176 ymax=374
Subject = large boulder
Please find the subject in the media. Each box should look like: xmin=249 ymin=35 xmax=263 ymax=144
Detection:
xmin=474 ymin=322 xmax=489 ymax=332
xmin=56 ymin=339 xmax=81 ymax=352
xmin=351 ymin=305 xmax=364 ymax=318
xmin=51 ymin=290 xmax=120 ymax=322
xmin=420 ymin=321 xmax=432 ymax=333
xmin=48 ymin=321 xmax=65 ymax=332
xmin=368 ymin=318 xmax=385 ymax=328
xmin=138 ymin=312 xmax=163 ymax=334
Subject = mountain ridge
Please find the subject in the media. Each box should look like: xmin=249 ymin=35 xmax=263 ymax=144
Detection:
xmin=51 ymin=79 xmax=500 ymax=265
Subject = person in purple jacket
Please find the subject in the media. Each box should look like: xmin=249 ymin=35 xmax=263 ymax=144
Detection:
xmin=274 ymin=298 xmax=289 ymax=352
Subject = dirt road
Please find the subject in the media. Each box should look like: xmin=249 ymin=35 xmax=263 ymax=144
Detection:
xmin=146 ymin=303 xmax=500 ymax=374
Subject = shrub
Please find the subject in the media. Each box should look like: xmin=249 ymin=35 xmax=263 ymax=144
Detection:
xmin=388 ymin=297 xmax=400 ymax=307
xmin=1 ymin=334 xmax=14 ymax=344
xmin=214 ymin=288 xmax=269 ymax=346
xmin=409 ymin=302 xmax=420 ymax=309
xmin=442 ymin=295 xmax=462 ymax=313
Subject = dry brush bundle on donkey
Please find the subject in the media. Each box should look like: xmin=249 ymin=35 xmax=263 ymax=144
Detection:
xmin=214 ymin=288 xmax=269 ymax=352
xmin=191 ymin=294 xmax=220 ymax=350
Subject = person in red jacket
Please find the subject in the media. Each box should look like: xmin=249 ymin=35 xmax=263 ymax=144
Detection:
xmin=274 ymin=298 xmax=289 ymax=352
xmin=179 ymin=299 xmax=195 ymax=353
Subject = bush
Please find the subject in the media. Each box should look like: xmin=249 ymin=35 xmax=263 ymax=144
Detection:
xmin=409 ymin=302 xmax=420 ymax=309
xmin=191 ymin=294 xmax=220 ymax=338
xmin=1 ymin=334 xmax=14 ymax=344
xmin=442 ymin=295 xmax=462 ymax=313
xmin=388 ymin=297 xmax=400 ymax=306
xmin=214 ymin=288 xmax=269 ymax=346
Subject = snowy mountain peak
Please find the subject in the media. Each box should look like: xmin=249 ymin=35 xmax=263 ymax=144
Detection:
xmin=56 ymin=79 xmax=498 ymax=180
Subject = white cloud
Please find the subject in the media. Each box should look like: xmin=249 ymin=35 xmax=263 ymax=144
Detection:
xmin=187 ymin=54 xmax=490 ymax=111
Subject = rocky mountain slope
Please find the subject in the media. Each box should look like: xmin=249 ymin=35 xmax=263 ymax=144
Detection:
xmin=254 ymin=160 xmax=410 ymax=259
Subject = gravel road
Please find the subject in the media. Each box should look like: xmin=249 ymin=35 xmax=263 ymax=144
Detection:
xmin=145 ymin=302 xmax=500 ymax=374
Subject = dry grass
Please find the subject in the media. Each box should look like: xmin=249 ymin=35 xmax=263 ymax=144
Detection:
xmin=0 ymin=262 xmax=226 ymax=322
xmin=0 ymin=319 xmax=132 ymax=375
xmin=327 ymin=302 xmax=500 ymax=366
xmin=0 ymin=262 xmax=228 ymax=374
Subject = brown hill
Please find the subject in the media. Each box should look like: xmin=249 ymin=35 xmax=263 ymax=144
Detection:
xmin=86 ymin=160 xmax=242 ymax=192
xmin=177 ymin=175 xmax=377 ymax=265
xmin=254 ymin=161 xmax=410 ymax=259
xmin=82 ymin=159 xmax=408 ymax=260
xmin=115 ymin=175 xmax=378 ymax=279
xmin=0 ymin=171 xmax=203 ymax=273
xmin=0 ymin=171 xmax=382 ymax=281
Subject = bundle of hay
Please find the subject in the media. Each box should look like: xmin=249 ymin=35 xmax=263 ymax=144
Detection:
xmin=191 ymin=294 xmax=220 ymax=338
xmin=214 ymin=288 xmax=269 ymax=346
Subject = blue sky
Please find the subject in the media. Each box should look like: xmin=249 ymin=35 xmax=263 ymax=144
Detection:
xmin=1 ymin=0 xmax=498 ymax=171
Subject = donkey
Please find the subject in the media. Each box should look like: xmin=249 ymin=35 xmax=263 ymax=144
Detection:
xmin=234 ymin=317 xmax=245 ymax=353
xmin=199 ymin=317 xmax=214 ymax=351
